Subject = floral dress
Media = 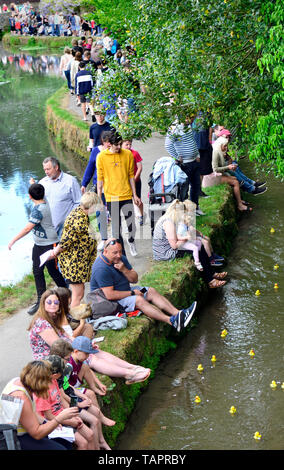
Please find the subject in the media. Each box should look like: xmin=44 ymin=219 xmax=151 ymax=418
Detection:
xmin=58 ymin=207 xmax=97 ymax=283
xmin=29 ymin=318 xmax=71 ymax=360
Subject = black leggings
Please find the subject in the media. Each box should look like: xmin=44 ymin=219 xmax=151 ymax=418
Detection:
xmin=106 ymin=199 xmax=136 ymax=253
xmin=176 ymin=245 xmax=214 ymax=283
xmin=32 ymin=244 xmax=67 ymax=299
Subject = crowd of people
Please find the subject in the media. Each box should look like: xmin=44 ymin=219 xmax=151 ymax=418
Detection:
xmin=1 ymin=23 xmax=269 ymax=451
xmin=4 ymin=3 xmax=103 ymax=38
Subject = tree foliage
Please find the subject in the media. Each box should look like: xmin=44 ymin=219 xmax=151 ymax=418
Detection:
xmin=82 ymin=0 xmax=283 ymax=176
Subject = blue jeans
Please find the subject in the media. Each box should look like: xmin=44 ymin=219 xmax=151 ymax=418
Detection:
xmin=228 ymin=161 xmax=255 ymax=193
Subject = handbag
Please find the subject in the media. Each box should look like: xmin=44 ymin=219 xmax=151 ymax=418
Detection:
xmin=202 ymin=172 xmax=222 ymax=188
xmin=86 ymin=289 xmax=121 ymax=320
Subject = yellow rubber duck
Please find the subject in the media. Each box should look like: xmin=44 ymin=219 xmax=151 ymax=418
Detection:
xmin=255 ymin=289 xmax=261 ymax=296
xmin=270 ymin=380 xmax=277 ymax=389
xmin=254 ymin=431 xmax=262 ymax=440
xmin=194 ymin=395 xmax=201 ymax=404
xmin=274 ymin=264 xmax=279 ymax=270
xmin=197 ymin=364 xmax=204 ymax=372
xmin=221 ymin=329 xmax=228 ymax=338
xmin=270 ymin=228 xmax=275 ymax=233
xmin=249 ymin=349 xmax=255 ymax=357
xmin=211 ymin=355 xmax=217 ymax=363
xmin=274 ymin=283 xmax=279 ymax=289
xmin=229 ymin=406 xmax=237 ymax=415
xmin=281 ymin=383 xmax=284 ymax=390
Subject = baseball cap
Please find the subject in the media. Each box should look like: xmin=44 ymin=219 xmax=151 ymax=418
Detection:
xmin=219 ymin=129 xmax=231 ymax=137
xmin=72 ymin=336 xmax=97 ymax=354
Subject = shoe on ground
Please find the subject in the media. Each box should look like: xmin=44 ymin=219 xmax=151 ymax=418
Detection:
xmin=252 ymin=186 xmax=267 ymax=195
xmin=199 ymin=190 xmax=210 ymax=198
xmin=196 ymin=208 xmax=206 ymax=216
xmin=254 ymin=181 xmax=266 ymax=188
xmin=181 ymin=301 xmax=197 ymax=328
xmin=139 ymin=216 xmax=144 ymax=226
xmin=27 ymin=301 xmax=40 ymax=315
xmin=127 ymin=240 xmax=138 ymax=257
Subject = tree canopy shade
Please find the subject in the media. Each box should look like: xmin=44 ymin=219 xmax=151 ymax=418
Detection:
xmin=82 ymin=0 xmax=284 ymax=177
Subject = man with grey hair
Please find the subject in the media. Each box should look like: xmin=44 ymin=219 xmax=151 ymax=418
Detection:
xmin=31 ymin=157 xmax=81 ymax=236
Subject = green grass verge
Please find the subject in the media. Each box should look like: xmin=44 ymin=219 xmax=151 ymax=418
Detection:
xmin=2 ymin=33 xmax=72 ymax=50
xmin=0 ymin=272 xmax=54 ymax=320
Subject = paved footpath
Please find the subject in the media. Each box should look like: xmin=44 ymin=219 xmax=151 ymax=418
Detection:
xmin=0 ymin=99 xmax=167 ymax=391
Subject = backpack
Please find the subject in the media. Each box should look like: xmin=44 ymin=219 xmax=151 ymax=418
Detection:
xmin=86 ymin=289 xmax=122 ymax=320
xmin=0 ymin=424 xmax=21 ymax=450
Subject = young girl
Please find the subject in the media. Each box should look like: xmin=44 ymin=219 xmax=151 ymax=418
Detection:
xmin=176 ymin=213 xmax=203 ymax=271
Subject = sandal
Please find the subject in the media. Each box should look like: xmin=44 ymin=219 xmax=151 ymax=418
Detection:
xmin=125 ymin=368 xmax=151 ymax=385
xmin=209 ymin=279 xmax=227 ymax=289
xmin=239 ymin=205 xmax=253 ymax=212
xmin=213 ymin=272 xmax=228 ymax=280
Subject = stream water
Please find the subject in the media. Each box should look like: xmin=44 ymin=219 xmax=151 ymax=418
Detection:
xmin=117 ymin=162 xmax=284 ymax=450
xmin=0 ymin=46 xmax=283 ymax=451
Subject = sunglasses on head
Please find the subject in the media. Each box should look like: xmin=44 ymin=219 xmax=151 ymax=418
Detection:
xmin=105 ymin=239 xmax=121 ymax=248
xmin=46 ymin=299 xmax=60 ymax=305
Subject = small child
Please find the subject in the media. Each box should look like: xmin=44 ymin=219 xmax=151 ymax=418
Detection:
xmin=176 ymin=214 xmax=203 ymax=271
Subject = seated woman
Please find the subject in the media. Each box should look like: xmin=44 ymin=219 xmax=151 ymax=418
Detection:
xmin=28 ymin=289 xmax=151 ymax=385
xmin=211 ymin=137 xmax=252 ymax=212
xmin=152 ymin=199 xmax=227 ymax=288
xmin=1 ymin=360 xmax=79 ymax=450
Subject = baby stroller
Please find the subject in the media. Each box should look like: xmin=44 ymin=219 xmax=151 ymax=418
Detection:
xmin=148 ymin=157 xmax=189 ymax=235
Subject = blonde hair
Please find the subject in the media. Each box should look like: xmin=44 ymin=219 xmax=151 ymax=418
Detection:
xmin=20 ymin=361 xmax=52 ymax=399
xmin=80 ymin=191 xmax=102 ymax=210
xmin=163 ymin=199 xmax=196 ymax=225
xmin=64 ymin=47 xmax=71 ymax=54
xmin=212 ymin=136 xmax=229 ymax=156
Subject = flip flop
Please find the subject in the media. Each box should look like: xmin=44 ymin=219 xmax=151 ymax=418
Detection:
xmin=213 ymin=272 xmax=228 ymax=280
xmin=209 ymin=279 xmax=227 ymax=289
xmin=125 ymin=368 xmax=151 ymax=385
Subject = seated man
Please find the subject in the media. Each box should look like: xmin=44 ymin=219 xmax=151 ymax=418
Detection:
xmin=90 ymin=238 xmax=197 ymax=332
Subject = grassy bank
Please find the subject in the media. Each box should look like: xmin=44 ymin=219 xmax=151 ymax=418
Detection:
xmin=46 ymin=86 xmax=90 ymax=161
xmin=2 ymin=33 xmax=72 ymax=50
xmin=0 ymin=272 xmax=53 ymax=323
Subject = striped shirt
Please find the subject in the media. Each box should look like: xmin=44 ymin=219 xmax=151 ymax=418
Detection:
xmin=165 ymin=122 xmax=199 ymax=163
xmin=152 ymin=217 xmax=177 ymax=261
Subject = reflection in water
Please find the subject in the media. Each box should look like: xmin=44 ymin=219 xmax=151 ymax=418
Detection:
xmin=0 ymin=46 xmax=83 ymax=285
xmin=0 ymin=50 xmax=61 ymax=76
xmin=117 ymin=163 xmax=284 ymax=450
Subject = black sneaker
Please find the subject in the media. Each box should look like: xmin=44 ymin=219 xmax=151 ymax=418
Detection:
xmin=254 ymin=181 xmax=266 ymax=188
xmin=199 ymin=190 xmax=210 ymax=198
xmin=252 ymin=186 xmax=267 ymax=195
xmin=27 ymin=301 xmax=40 ymax=315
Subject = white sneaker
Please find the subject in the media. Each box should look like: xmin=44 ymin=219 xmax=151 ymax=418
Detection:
xmin=196 ymin=208 xmax=206 ymax=216
xmin=128 ymin=240 xmax=138 ymax=257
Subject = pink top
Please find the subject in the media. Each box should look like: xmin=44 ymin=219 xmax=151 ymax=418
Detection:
xmin=34 ymin=378 xmax=63 ymax=416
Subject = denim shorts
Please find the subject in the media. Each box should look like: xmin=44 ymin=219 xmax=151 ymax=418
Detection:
xmin=117 ymin=285 xmax=149 ymax=312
